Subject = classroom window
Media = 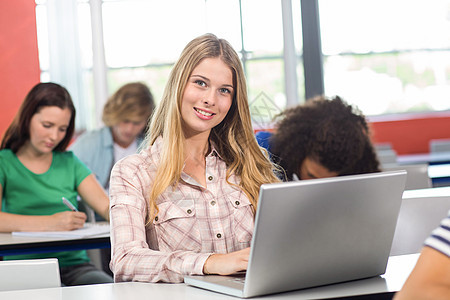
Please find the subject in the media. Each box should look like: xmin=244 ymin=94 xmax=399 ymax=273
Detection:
xmin=37 ymin=1 xmax=450 ymax=130
xmin=319 ymin=0 xmax=450 ymax=116
xmin=35 ymin=0 xmax=301 ymax=131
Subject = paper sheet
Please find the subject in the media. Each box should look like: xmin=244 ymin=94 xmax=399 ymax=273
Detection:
xmin=12 ymin=223 xmax=110 ymax=238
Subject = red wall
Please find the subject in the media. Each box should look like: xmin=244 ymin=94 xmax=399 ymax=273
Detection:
xmin=369 ymin=112 xmax=450 ymax=155
xmin=257 ymin=112 xmax=450 ymax=156
xmin=0 ymin=0 xmax=40 ymax=139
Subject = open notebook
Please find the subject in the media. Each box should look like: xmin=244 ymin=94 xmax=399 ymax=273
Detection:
xmin=12 ymin=222 xmax=110 ymax=238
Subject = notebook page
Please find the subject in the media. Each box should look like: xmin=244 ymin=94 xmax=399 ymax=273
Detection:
xmin=12 ymin=223 xmax=110 ymax=238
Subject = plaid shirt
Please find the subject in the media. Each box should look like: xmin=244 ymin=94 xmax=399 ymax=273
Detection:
xmin=109 ymin=137 xmax=254 ymax=283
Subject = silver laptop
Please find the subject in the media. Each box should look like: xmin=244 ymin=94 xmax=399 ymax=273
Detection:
xmin=184 ymin=170 xmax=407 ymax=298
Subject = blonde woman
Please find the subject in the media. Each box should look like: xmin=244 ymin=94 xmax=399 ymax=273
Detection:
xmin=109 ymin=33 xmax=279 ymax=283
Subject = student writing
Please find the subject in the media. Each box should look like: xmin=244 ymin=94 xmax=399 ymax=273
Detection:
xmin=0 ymin=82 xmax=113 ymax=285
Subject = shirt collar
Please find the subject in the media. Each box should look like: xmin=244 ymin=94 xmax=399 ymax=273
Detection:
xmin=149 ymin=136 xmax=163 ymax=163
xmin=207 ymin=141 xmax=223 ymax=160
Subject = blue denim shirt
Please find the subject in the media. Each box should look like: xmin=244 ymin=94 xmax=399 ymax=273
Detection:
xmin=70 ymin=127 xmax=114 ymax=189
xmin=70 ymin=127 xmax=144 ymax=189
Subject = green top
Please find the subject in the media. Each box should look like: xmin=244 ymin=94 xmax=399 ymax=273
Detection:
xmin=0 ymin=149 xmax=92 ymax=267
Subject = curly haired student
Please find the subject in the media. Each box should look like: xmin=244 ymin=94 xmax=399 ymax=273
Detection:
xmin=257 ymin=95 xmax=380 ymax=181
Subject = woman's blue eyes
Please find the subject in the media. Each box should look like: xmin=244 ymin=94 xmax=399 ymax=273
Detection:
xmin=194 ymin=80 xmax=231 ymax=94
xmin=195 ymin=80 xmax=207 ymax=87
xmin=219 ymin=88 xmax=231 ymax=94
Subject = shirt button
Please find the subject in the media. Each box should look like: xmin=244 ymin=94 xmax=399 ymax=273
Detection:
xmin=187 ymin=209 xmax=192 ymax=214
xmin=216 ymin=233 xmax=222 ymax=238
xmin=155 ymin=216 xmax=158 ymax=221
xmin=208 ymin=175 xmax=213 ymax=181
xmin=235 ymin=201 xmax=240 ymax=206
xmin=210 ymin=200 xmax=216 ymax=206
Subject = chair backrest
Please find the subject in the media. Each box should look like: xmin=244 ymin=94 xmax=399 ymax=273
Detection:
xmin=430 ymin=138 xmax=450 ymax=153
xmin=0 ymin=258 xmax=61 ymax=291
xmin=374 ymin=142 xmax=393 ymax=152
xmin=382 ymin=163 xmax=432 ymax=190
xmin=390 ymin=188 xmax=450 ymax=255
xmin=78 ymin=196 xmax=96 ymax=222
xmin=377 ymin=149 xmax=398 ymax=166
xmin=255 ymin=130 xmax=273 ymax=152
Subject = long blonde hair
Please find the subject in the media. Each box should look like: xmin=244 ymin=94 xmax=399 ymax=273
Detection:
xmin=145 ymin=33 xmax=279 ymax=221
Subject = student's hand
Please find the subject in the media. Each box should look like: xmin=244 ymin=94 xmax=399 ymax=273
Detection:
xmin=49 ymin=211 xmax=87 ymax=231
xmin=203 ymin=247 xmax=250 ymax=275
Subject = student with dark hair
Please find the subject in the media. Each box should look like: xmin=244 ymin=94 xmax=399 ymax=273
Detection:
xmin=257 ymin=95 xmax=380 ymax=181
xmin=0 ymin=82 xmax=113 ymax=285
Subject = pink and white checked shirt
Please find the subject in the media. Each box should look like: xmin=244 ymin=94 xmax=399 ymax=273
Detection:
xmin=109 ymin=137 xmax=254 ymax=283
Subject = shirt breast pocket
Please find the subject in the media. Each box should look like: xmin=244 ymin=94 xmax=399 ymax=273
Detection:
xmin=226 ymin=190 xmax=254 ymax=245
xmin=153 ymin=200 xmax=201 ymax=252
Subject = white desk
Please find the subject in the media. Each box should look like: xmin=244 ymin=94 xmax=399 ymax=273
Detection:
xmin=0 ymin=254 xmax=419 ymax=300
xmin=403 ymin=185 xmax=450 ymax=198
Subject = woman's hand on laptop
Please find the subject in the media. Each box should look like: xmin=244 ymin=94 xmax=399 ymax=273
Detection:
xmin=203 ymin=247 xmax=250 ymax=275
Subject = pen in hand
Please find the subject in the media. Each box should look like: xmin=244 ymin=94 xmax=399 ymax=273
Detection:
xmin=62 ymin=197 xmax=78 ymax=212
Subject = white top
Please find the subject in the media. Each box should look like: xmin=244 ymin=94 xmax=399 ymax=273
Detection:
xmin=113 ymin=140 xmax=138 ymax=164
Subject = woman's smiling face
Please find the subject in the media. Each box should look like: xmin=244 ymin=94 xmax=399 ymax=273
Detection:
xmin=180 ymin=57 xmax=234 ymax=138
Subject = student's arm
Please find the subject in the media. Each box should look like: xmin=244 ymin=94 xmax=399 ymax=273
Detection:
xmin=77 ymin=174 xmax=110 ymax=221
xmin=0 ymin=184 xmax=86 ymax=232
xmin=394 ymin=247 xmax=450 ymax=300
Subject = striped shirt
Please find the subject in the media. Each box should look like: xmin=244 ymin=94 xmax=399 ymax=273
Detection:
xmin=109 ymin=137 xmax=254 ymax=283
xmin=424 ymin=210 xmax=450 ymax=257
